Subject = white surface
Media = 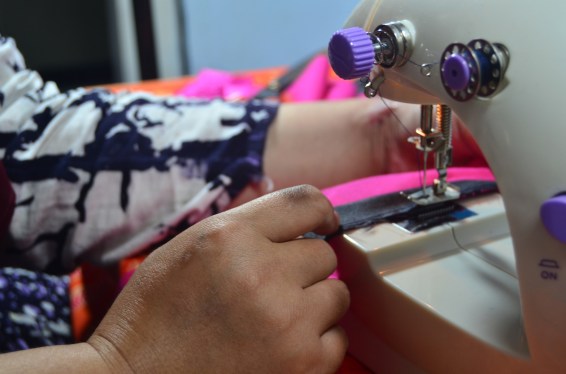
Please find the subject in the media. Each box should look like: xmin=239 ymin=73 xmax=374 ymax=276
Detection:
xmin=149 ymin=0 xmax=186 ymax=78
xmin=108 ymin=0 xmax=141 ymax=82
xmin=385 ymin=242 xmax=526 ymax=357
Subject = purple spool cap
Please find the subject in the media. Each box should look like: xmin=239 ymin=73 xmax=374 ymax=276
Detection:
xmin=328 ymin=27 xmax=375 ymax=80
xmin=541 ymin=195 xmax=566 ymax=244
xmin=442 ymin=54 xmax=471 ymax=91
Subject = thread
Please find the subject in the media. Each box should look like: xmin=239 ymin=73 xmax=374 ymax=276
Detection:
xmin=376 ymin=88 xmax=425 ymax=187
xmin=363 ymin=0 xmax=384 ymax=32
xmin=371 ymin=51 xmax=446 ymax=189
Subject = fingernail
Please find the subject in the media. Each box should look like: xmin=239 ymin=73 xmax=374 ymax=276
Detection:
xmin=333 ymin=210 xmax=341 ymax=225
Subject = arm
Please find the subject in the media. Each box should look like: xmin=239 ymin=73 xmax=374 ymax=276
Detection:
xmin=232 ymin=97 xmax=485 ymax=207
xmin=264 ymin=98 xmax=384 ymax=190
xmin=264 ymin=98 xmax=485 ymax=190
xmin=231 ymin=98 xmax=392 ymax=207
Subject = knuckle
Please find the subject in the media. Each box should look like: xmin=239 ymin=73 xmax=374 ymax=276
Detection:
xmin=231 ymin=264 xmax=267 ymax=296
xmin=328 ymin=279 xmax=351 ymax=312
xmin=195 ymin=216 xmax=242 ymax=248
xmin=287 ymin=183 xmax=320 ymax=196
xmin=263 ymin=305 xmax=295 ymax=334
xmin=283 ymin=185 xmax=332 ymax=219
xmin=184 ymin=215 xmax=255 ymax=269
xmin=304 ymin=239 xmax=338 ymax=275
xmin=313 ymin=240 xmax=338 ymax=268
xmin=280 ymin=184 xmax=324 ymax=206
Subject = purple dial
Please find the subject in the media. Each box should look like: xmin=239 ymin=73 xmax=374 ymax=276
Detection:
xmin=328 ymin=27 xmax=375 ymax=80
xmin=541 ymin=195 xmax=566 ymax=244
xmin=442 ymin=54 xmax=471 ymax=91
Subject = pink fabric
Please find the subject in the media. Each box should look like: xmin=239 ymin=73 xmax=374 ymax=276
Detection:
xmin=281 ymin=54 xmax=330 ymax=102
xmin=281 ymin=54 xmax=359 ymax=102
xmin=323 ymin=167 xmax=495 ymax=207
xmin=176 ymin=54 xmax=359 ymax=102
xmin=325 ymin=79 xmax=359 ymax=101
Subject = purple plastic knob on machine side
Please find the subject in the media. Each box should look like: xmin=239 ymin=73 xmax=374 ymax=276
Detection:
xmin=541 ymin=195 xmax=566 ymax=244
xmin=441 ymin=54 xmax=471 ymax=91
xmin=328 ymin=27 xmax=375 ymax=80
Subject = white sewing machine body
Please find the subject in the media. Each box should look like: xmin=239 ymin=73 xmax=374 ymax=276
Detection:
xmin=333 ymin=194 xmax=527 ymax=373
xmin=330 ymin=1 xmax=566 ymax=372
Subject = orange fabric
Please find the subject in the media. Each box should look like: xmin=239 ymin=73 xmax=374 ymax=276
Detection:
xmin=70 ymin=263 xmax=120 ymax=342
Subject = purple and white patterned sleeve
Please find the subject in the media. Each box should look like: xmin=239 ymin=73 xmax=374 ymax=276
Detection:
xmin=0 ymin=35 xmax=279 ymax=273
xmin=0 ymin=267 xmax=72 ymax=352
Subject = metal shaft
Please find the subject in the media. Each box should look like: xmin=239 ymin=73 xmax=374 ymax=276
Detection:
xmin=434 ymin=105 xmax=453 ymax=195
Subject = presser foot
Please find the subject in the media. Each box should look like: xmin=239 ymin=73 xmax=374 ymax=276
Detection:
xmin=403 ymin=183 xmax=461 ymax=206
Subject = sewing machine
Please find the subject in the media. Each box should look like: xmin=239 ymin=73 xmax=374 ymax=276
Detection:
xmin=327 ymin=1 xmax=566 ymax=372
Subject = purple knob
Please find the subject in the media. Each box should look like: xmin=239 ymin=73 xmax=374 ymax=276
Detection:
xmin=328 ymin=27 xmax=375 ymax=80
xmin=541 ymin=195 xmax=566 ymax=244
xmin=442 ymin=54 xmax=471 ymax=91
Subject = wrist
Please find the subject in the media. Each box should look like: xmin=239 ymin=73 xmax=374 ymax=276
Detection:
xmin=87 ymin=336 xmax=135 ymax=374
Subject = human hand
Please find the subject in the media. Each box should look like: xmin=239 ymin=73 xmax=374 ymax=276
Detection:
xmin=88 ymin=185 xmax=349 ymax=373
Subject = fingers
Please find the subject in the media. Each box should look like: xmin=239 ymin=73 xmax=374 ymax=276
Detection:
xmin=275 ymin=238 xmax=338 ymax=288
xmin=319 ymin=325 xmax=349 ymax=373
xmin=303 ymin=279 xmax=350 ymax=334
xmin=302 ymin=279 xmax=350 ymax=373
xmin=230 ymin=184 xmax=340 ymax=243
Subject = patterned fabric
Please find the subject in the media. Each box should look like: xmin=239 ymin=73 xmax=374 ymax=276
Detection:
xmin=0 ymin=267 xmax=72 ymax=352
xmin=0 ymin=35 xmax=279 ymax=274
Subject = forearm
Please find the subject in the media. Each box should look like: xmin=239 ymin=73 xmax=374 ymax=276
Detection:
xmin=263 ymin=98 xmax=389 ymax=190
xmin=262 ymin=98 xmax=485 ymax=193
xmin=0 ymin=343 xmax=114 ymax=373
